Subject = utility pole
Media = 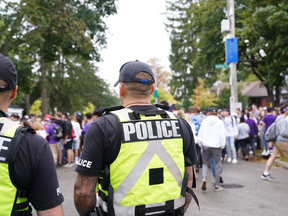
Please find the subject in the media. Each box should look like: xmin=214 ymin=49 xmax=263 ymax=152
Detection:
xmin=228 ymin=0 xmax=238 ymax=102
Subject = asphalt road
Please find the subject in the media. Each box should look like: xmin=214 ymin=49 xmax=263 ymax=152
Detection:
xmin=32 ymin=158 xmax=288 ymax=216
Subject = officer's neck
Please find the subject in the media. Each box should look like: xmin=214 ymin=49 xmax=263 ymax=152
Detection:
xmin=124 ymin=101 xmax=152 ymax=108
xmin=0 ymin=101 xmax=10 ymax=114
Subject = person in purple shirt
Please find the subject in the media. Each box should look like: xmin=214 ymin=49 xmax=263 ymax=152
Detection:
xmin=262 ymin=108 xmax=277 ymax=155
xmin=46 ymin=117 xmax=61 ymax=165
xmin=245 ymin=113 xmax=258 ymax=157
xmin=262 ymin=108 xmax=277 ymax=134
xmin=83 ymin=113 xmax=93 ymax=135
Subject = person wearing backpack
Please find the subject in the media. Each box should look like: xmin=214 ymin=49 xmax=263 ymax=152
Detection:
xmin=261 ymin=103 xmax=288 ymax=180
xmin=46 ymin=116 xmax=62 ymax=165
xmin=262 ymin=107 xmax=277 ymax=155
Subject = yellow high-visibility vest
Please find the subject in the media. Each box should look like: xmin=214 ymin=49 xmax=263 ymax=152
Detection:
xmin=98 ymin=108 xmax=186 ymax=215
xmin=0 ymin=117 xmax=30 ymax=216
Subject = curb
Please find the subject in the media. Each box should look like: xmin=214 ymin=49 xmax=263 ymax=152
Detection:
xmin=255 ymin=153 xmax=288 ymax=169
xmin=274 ymin=159 xmax=288 ymax=169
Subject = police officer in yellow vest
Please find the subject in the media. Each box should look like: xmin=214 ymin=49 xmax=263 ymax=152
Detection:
xmin=0 ymin=53 xmax=64 ymax=216
xmin=74 ymin=60 xmax=198 ymax=216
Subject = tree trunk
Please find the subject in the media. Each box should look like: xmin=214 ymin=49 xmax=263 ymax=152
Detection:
xmin=266 ymin=85 xmax=274 ymax=108
xmin=275 ymin=86 xmax=280 ymax=107
xmin=25 ymin=94 xmax=30 ymax=115
xmin=40 ymin=59 xmax=48 ymax=115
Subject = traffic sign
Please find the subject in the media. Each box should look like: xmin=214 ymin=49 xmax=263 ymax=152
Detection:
xmin=154 ymin=89 xmax=158 ymax=98
xmin=215 ymin=64 xmax=229 ymax=69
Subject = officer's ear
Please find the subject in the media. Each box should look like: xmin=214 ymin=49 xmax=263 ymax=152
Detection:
xmin=150 ymin=84 xmax=155 ymax=96
xmin=119 ymin=83 xmax=125 ymax=96
xmin=10 ymin=85 xmax=18 ymax=100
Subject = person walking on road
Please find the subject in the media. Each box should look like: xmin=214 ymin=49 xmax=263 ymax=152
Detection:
xmin=0 ymin=54 xmax=64 ymax=215
xmin=198 ymin=107 xmax=226 ymax=192
xmin=74 ymin=60 xmax=198 ymax=216
xmin=223 ymin=109 xmax=238 ymax=163
xmin=245 ymin=113 xmax=258 ymax=158
xmin=261 ymin=103 xmax=288 ymax=180
xmin=238 ymin=117 xmax=250 ymax=160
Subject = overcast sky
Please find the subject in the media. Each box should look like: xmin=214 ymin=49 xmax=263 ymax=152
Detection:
xmin=97 ymin=0 xmax=171 ymax=90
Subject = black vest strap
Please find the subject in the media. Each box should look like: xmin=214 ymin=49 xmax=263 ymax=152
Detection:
xmin=135 ymin=200 xmax=174 ymax=216
xmin=133 ymin=110 xmax=169 ymax=119
xmin=181 ymin=172 xmax=200 ymax=211
xmin=13 ymin=201 xmax=29 ymax=211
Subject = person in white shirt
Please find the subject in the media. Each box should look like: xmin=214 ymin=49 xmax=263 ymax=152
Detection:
xmin=198 ymin=107 xmax=226 ymax=192
xmin=71 ymin=114 xmax=82 ymax=165
xmin=223 ymin=109 xmax=238 ymax=163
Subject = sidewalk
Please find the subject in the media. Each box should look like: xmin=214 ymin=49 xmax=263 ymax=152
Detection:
xmin=254 ymin=152 xmax=288 ymax=169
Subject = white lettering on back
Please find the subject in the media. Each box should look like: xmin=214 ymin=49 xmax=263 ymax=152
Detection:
xmin=123 ymin=123 xmax=135 ymax=142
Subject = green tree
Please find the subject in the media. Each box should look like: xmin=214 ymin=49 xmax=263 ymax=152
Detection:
xmin=216 ymin=87 xmax=249 ymax=109
xmin=82 ymin=102 xmax=96 ymax=115
xmin=0 ymin=0 xmax=117 ymax=114
xmin=166 ymin=0 xmax=288 ymax=107
xmin=29 ymin=99 xmax=42 ymax=117
xmin=166 ymin=0 xmax=227 ymax=107
xmin=192 ymin=78 xmax=218 ymax=109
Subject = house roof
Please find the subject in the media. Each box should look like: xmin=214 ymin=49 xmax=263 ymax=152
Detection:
xmin=213 ymin=81 xmax=268 ymax=98
xmin=241 ymin=81 xmax=268 ymax=97
xmin=8 ymin=105 xmax=24 ymax=109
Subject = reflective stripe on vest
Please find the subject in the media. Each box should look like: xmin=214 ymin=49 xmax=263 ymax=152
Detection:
xmin=0 ymin=117 xmax=28 ymax=215
xmin=99 ymin=108 xmax=185 ymax=215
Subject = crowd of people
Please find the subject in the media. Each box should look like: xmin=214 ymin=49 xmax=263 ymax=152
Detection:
xmin=8 ymin=108 xmax=104 ymax=168
xmin=170 ymin=102 xmax=288 ymax=192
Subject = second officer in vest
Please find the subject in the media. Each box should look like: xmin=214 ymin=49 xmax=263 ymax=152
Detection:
xmin=74 ymin=60 xmax=198 ymax=216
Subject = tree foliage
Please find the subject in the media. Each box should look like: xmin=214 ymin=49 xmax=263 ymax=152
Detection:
xmin=147 ymin=57 xmax=171 ymax=91
xmin=0 ymin=0 xmax=118 ymax=114
xmin=166 ymin=0 xmax=288 ymax=107
xmin=29 ymin=99 xmax=42 ymax=116
xmin=192 ymin=78 xmax=218 ymax=109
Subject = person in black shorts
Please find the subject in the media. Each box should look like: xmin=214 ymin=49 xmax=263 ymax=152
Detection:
xmin=74 ymin=60 xmax=198 ymax=216
xmin=0 ymin=53 xmax=64 ymax=215
xmin=63 ymin=113 xmax=74 ymax=167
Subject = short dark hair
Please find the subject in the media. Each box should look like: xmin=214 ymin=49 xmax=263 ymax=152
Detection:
xmin=240 ymin=117 xmax=245 ymax=123
xmin=93 ymin=107 xmax=104 ymax=117
xmin=85 ymin=113 xmax=92 ymax=119
xmin=159 ymin=100 xmax=169 ymax=107
xmin=195 ymin=106 xmax=201 ymax=114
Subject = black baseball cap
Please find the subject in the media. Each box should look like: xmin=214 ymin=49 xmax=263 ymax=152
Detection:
xmin=0 ymin=54 xmax=17 ymax=92
xmin=207 ymin=107 xmax=218 ymax=112
xmin=114 ymin=60 xmax=155 ymax=87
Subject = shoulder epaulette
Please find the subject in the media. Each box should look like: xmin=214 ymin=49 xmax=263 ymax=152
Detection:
xmin=103 ymin=106 xmax=125 ymax=115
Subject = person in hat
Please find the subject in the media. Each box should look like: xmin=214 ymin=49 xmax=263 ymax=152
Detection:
xmin=198 ymin=107 xmax=226 ymax=192
xmin=0 ymin=54 xmax=63 ymax=215
xmin=74 ymin=60 xmax=199 ymax=216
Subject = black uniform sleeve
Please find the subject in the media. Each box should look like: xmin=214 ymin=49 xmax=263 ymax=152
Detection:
xmin=179 ymin=118 xmax=197 ymax=166
xmin=13 ymin=133 xmax=64 ymax=211
xmin=75 ymin=116 xmax=120 ymax=176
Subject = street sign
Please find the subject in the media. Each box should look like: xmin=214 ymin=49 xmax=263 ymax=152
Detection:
xmin=225 ymin=37 xmax=238 ymax=63
xmin=154 ymin=89 xmax=158 ymax=98
xmin=215 ymin=64 xmax=229 ymax=69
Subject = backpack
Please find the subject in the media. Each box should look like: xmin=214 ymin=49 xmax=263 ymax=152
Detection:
xmin=52 ymin=124 xmax=63 ymax=141
xmin=71 ymin=128 xmax=76 ymax=139
xmin=264 ymin=118 xmax=284 ymax=142
xmin=191 ymin=116 xmax=201 ymax=136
